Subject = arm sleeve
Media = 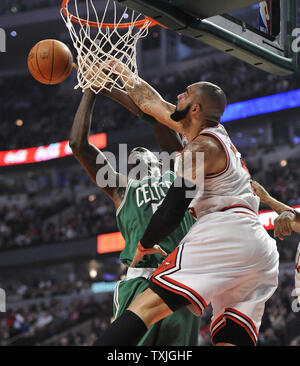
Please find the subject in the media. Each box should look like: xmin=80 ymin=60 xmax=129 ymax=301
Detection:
xmin=140 ymin=176 xmax=196 ymax=248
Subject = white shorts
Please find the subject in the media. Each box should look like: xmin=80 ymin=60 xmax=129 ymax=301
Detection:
xmin=295 ymin=243 xmax=300 ymax=304
xmin=151 ymin=209 xmax=279 ymax=345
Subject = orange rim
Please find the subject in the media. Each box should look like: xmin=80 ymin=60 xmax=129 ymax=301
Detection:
xmin=61 ymin=0 xmax=166 ymax=29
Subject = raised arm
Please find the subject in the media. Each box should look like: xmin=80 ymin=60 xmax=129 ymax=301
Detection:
xmin=69 ymin=89 xmax=126 ymax=207
xmin=110 ymin=61 xmax=182 ymax=134
xmin=251 ymin=180 xmax=300 ymax=239
xmin=101 ymin=86 xmax=183 ymax=154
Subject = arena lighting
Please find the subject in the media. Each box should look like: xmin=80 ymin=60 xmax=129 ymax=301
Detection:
xmin=280 ymin=160 xmax=288 ymax=167
xmin=89 ymin=269 xmax=98 ymax=279
xmin=0 ymin=133 xmax=106 ymax=167
xmin=221 ymin=89 xmax=300 ymax=123
xmin=91 ymin=282 xmax=117 ymax=294
xmin=97 ymin=232 xmax=126 ymax=254
xmin=1 ymin=88 xmax=299 ymax=167
xmin=88 ymin=194 xmax=96 ymax=202
xmin=97 ymin=206 xmax=300 ymax=254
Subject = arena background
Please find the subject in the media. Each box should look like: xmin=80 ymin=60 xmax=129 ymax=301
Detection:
xmin=0 ymin=0 xmax=300 ymax=347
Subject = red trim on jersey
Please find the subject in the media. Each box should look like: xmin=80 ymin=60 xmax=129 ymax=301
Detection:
xmin=211 ymin=308 xmax=258 ymax=345
xmin=211 ymin=321 xmax=226 ymax=341
xmin=152 ymin=247 xmax=180 ymax=277
xmin=151 ymin=247 xmax=207 ymax=315
xmin=199 ymin=132 xmax=230 ymax=178
xmin=223 ymin=315 xmax=257 ymax=345
xmin=151 ymin=276 xmax=204 ymax=316
xmin=221 ymin=205 xmax=257 ymax=215
xmin=233 ymin=211 xmax=257 ymax=218
xmin=211 ymin=314 xmax=225 ymax=331
xmin=225 ymin=308 xmax=258 ymax=337
xmin=178 ymin=127 xmax=229 ymax=179
xmin=163 ymin=275 xmax=207 ymax=308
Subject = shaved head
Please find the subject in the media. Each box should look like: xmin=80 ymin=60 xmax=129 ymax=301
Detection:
xmin=193 ymin=82 xmax=227 ymax=125
xmin=171 ymin=81 xmax=227 ymax=127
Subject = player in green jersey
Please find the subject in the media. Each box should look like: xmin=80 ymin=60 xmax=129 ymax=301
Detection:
xmin=69 ymin=86 xmax=200 ymax=346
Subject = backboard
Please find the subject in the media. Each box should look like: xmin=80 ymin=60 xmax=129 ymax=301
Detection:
xmin=116 ymin=0 xmax=298 ymax=75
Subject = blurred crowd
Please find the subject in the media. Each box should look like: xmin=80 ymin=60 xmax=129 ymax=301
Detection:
xmin=1 ymin=149 xmax=300 ymax=254
xmin=0 ymin=294 xmax=113 ymax=346
xmin=0 ymin=0 xmax=65 ymax=14
xmin=1 ymin=269 xmax=299 ymax=346
xmin=262 ymin=156 xmax=300 ymax=208
xmin=1 ymin=56 xmax=300 ymax=150
xmin=0 ymin=74 xmax=137 ymax=150
xmin=4 ymin=276 xmax=92 ymax=302
xmin=0 ymin=190 xmax=116 ymax=251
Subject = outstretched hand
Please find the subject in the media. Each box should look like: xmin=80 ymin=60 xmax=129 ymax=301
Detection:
xmin=74 ymin=58 xmax=118 ymax=92
xmin=274 ymin=210 xmax=296 ymax=240
xmin=130 ymin=242 xmax=167 ymax=268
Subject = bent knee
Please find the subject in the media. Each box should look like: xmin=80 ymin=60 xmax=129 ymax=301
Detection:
xmin=129 ymin=288 xmax=163 ymax=312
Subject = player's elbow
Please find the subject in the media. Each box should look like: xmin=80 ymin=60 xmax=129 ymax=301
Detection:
xmin=69 ymin=137 xmax=89 ymax=154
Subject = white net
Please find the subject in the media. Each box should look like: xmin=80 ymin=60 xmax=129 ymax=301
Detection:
xmin=61 ymin=0 xmax=152 ymax=93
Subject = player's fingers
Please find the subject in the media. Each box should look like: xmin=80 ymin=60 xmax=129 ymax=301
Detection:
xmin=278 ymin=220 xmax=287 ymax=236
xmin=130 ymin=254 xmax=140 ymax=268
xmin=274 ymin=225 xmax=283 ymax=239
xmin=274 ymin=224 xmax=282 ymax=238
xmin=282 ymin=219 xmax=292 ymax=236
xmin=72 ymin=62 xmax=78 ymax=71
xmin=275 ymin=227 xmax=285 ymax=238
xmin=129 ymin=257 xmax=138 ymax=268
xmin=153 ymin=245 xmax=167 ymax=256
xmin=130 ymin=251 xmax=143 ymax=268
xmin=285 ymin=223 xmax=293 ymax=236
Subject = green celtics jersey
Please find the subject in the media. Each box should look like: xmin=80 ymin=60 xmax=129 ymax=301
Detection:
xmin=116 ymin=171 xmax=195 ymax=268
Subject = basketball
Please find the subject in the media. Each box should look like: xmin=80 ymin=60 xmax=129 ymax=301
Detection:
xmin=27 ymin=39 xmax=73 ymax=85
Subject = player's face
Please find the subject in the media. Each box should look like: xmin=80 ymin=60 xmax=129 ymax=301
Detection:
xmin=171 ymin=85 xmax=194 ymax=122
xmin=128 ymin=147 xmax=161 ymax=179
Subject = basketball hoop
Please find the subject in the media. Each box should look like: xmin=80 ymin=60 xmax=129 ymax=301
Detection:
xmin=61 ymin=0 xmax=164 ymax=93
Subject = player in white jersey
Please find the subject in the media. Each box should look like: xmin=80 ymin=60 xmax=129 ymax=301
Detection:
xmin=184 ymin=123 xmax=260 ymax=220
xmin=95 ymin=71 xmax=279 ymax=347
xmin=251 ymin=181 xmax=300 ymax=308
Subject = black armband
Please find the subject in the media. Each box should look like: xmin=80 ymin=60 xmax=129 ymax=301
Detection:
xmin=140 ymin=176 xmax=196 ymax=248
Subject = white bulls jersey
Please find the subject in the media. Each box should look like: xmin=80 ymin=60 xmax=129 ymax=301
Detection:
xmin=179 ymin=124 xmax=260 ymax=220
xmin=295 ymin=243 xmax=300 ymax=304
xmin=152 ymin=124 xmax=278 ymax=345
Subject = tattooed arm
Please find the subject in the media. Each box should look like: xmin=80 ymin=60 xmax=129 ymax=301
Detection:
xmin=101 ymin=86 xmax=183 ymax=154
xmin=111 ymin=62 xmax=182 ymax=134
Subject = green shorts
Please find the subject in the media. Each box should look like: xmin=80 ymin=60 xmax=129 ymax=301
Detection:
xmin=113 ymin=277 xmax=200 ymax=346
